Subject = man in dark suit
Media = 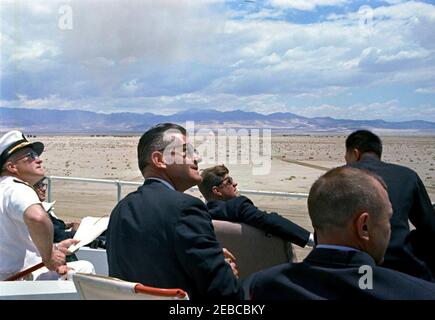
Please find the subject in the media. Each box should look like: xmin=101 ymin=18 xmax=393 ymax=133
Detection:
xmin=249 ymin=166 xmax=435 ymax=300
xmin=198 ymin=165 xmax=314 ymax=248
xmin=106 ymin=123 xmax=242 ymax=300
xmin=345 ymin=130 xmax=435 ymax=281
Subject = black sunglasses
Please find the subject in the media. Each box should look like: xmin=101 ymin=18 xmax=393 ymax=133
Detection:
xmin=216 ymin=176 xmax=234 ymax=187
xmin=34 ymin=179 xmax=47 ymax=189
xmin=13 ymin=151 xmax=39 ymax=162
xmin=158 ymin=143 xmax=198 ymax=158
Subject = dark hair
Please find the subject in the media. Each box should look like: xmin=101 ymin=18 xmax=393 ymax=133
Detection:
xmin=308 ymin=166 xmax=388 ymax=232
xmin=345 ymin=130 xmax=383 ymax=158
xmin=198 ymin=165 xmax=229 ymax=200
xmin=137 ymin=123 xmax=186 ymax=173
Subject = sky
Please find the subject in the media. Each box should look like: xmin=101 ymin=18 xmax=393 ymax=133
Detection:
xmin=1 ymin=0 xmax=435 ymax=121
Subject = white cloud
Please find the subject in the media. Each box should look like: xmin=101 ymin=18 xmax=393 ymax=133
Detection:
xmin=269 ymin=0 xmax=348 ymax=11
xmin=10 ymin=41 xmax=59 ymax=61
xmin=416 ymin=87 xmax=435 ymax=94
xmin=1 ymin=0 xmax=434 ymax=122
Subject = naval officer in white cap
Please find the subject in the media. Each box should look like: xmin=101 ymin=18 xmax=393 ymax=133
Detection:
xmin=0 ymin=130 xmax=94 ymax=280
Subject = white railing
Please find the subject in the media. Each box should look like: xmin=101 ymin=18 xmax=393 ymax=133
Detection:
xmin=45 ymin=175 xmax=309 ymax=203
xmin=45 ymin=175 xmax=435 ymax=206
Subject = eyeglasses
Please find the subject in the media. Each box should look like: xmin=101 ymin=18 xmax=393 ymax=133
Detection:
xmin=159 ymin=143 xmax=199 ymax=159
xmin=34 ymin=180 xmax=47 ymax=189
xmin=13 ymin=151 xmax=40 ymax=162
xmin=216 ymin=176 xmax=234 ymax=187
xmin=182 ymin=143 xmax=199 ymax=158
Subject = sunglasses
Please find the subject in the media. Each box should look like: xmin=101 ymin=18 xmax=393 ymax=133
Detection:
xmin=216 ymin=176 xmax=234 ymax=187
xmin=34 ymin=180 xmax=47 ymax=189
xmin=13 ymin=151 xmax=40 ymax=162
xmin=159 ymin=143 xmax=199 ymax=158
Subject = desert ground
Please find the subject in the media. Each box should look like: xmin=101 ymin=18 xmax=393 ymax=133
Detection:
xmin=38 ymin=133 xmax=435 ymax=260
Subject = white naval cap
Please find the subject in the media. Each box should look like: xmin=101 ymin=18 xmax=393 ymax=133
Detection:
xmin=0 ymin=130 xmax=44 ymax=168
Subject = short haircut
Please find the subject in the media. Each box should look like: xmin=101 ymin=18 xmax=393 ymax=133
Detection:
xmin=345 ymin=130 xmax=383 ymax=158
xmin=198 ymin=165 xmax=229 ymax=200
xmin=137 ymin=123 xmax=186 ymax=173
xmin=308 ymin=166 xmax=388 ymax=232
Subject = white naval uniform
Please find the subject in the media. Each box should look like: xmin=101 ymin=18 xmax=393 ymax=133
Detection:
xmin=0 ymin=176 xmax=94 ymax=280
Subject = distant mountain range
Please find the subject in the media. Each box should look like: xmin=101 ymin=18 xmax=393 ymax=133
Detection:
xmin=1 ymin=107 xmax=435 ymax=134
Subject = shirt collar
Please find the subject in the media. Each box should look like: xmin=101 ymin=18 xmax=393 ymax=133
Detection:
xmin=316 ymin=244 xmax=360 ymax=252
xmin=145 ymin=177 xmax=175 ymax=191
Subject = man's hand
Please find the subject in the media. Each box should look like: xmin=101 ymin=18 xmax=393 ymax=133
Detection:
xmin=43 ymin=243 xmax=67 ymax=271
xmin=58 ymin=238 xmax=79 ymax=255
xmin=223 ymin=248 xmax=239 ymax=279
xmin=43 ymin=239 xmax=79 ymax=271
xmin=56 ymin=265 xmax=75 ymax=276
xmin=65 ymin=221 xmax=81 ymax=232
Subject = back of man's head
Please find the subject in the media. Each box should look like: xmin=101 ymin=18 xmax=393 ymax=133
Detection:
xmin=345 ymin=130 xmax=383 ymax=158
xmin=198 ymin=165 xmax=229 ymax=201
xmin=137 ymin=123 xmax=186 ymax=174
xmin=308 ymin=166 xmax=387 ymax=234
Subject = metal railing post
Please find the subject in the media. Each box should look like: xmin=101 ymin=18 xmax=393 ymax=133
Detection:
xmin=116 ymin=180 xmax=122 ymax=203
xmin=47 ymin=177 xmax=52 ymax=203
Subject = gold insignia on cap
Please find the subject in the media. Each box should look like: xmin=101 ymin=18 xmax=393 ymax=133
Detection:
xmin=7 ymin=141 xmax=31 ymax=155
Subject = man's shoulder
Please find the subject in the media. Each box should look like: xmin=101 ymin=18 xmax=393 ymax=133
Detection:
xmin=355 ymin=158 xmax=418 ymax=178
xmin=178 ymin=191 xmax=207 ymax=209
xmin=226 ymin=195 xmax=254 ymax=206
xmin=1 ymin=177 xmax=35 ymax=194
xmin=250 ymin=263 xmax=294 ymax=288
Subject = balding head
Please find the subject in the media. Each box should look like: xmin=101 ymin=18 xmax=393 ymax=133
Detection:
xmin=308 ymin=166 xmax=392 ymax=263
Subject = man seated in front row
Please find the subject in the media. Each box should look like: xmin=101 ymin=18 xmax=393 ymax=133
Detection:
xmin=33 ymin=177 xmax=106 ymax=263
xmin=0 ymin=130 xmax=94 ymax=281
xmin=198 ymin=165 xmax=314 ymax=249
xmin=249 ymin=166 xmax=435 ymax=299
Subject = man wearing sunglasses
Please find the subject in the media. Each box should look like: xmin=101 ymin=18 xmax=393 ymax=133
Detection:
xmin=198 ymin=165 xmax=315 ymax=249
xmin=107 ymin=123 xmax=243 ymax=300
xmin=0 ymin=130 xmax=93 ymax=280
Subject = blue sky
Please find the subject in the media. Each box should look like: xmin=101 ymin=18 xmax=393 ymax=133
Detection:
xmin=1 ymin=0 xmax=435 ymax=121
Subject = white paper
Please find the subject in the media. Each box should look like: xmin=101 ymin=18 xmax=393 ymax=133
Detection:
xmin=68 ymin=216 xmax=109 ymax=253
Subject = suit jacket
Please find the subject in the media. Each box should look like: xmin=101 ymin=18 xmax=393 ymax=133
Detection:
xmin=207 ymin=196 xmax=310 ymax=248
xmin=47 ymin=213 xmax=75 ymax=243
xmin=350 ymin=156 xmax=435 ymax=281
xmin=47 ymin=211 xmax=77 ymax=262
xmin=249 ymin=248 xmax=435 ymax=300
xmin=106 ymin=179 xmax=242 ymax=300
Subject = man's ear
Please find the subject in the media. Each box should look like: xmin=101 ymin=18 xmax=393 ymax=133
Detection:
xmin=211 ymin=186 xmax=222 ymax=198
xmin=150 ymin=151 xmax=166 ymax=169
xmin=355 ymin=212 xmax=370 ymax=241
xmin=353 ymin=148 xmax=362 ymax=161
xmin=4 ymin=161 xmax=17 ymax=174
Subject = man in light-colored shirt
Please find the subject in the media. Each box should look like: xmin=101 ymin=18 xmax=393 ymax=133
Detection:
xmin=0 ymin=130 xmax=93 ymax=280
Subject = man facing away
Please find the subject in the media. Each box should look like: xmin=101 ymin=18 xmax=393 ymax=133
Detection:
xmin=106 ymin=123 xmax=243 ymax=300
xmin=198 ymin=165 xmax=314 ymax=248
xmin=0 ymin=130 xmax=94 ymax=281
xmin=345 ymin=130 xmax=435 ymax=281
xmin=249 ymin=166 xmax=435 ymax=300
